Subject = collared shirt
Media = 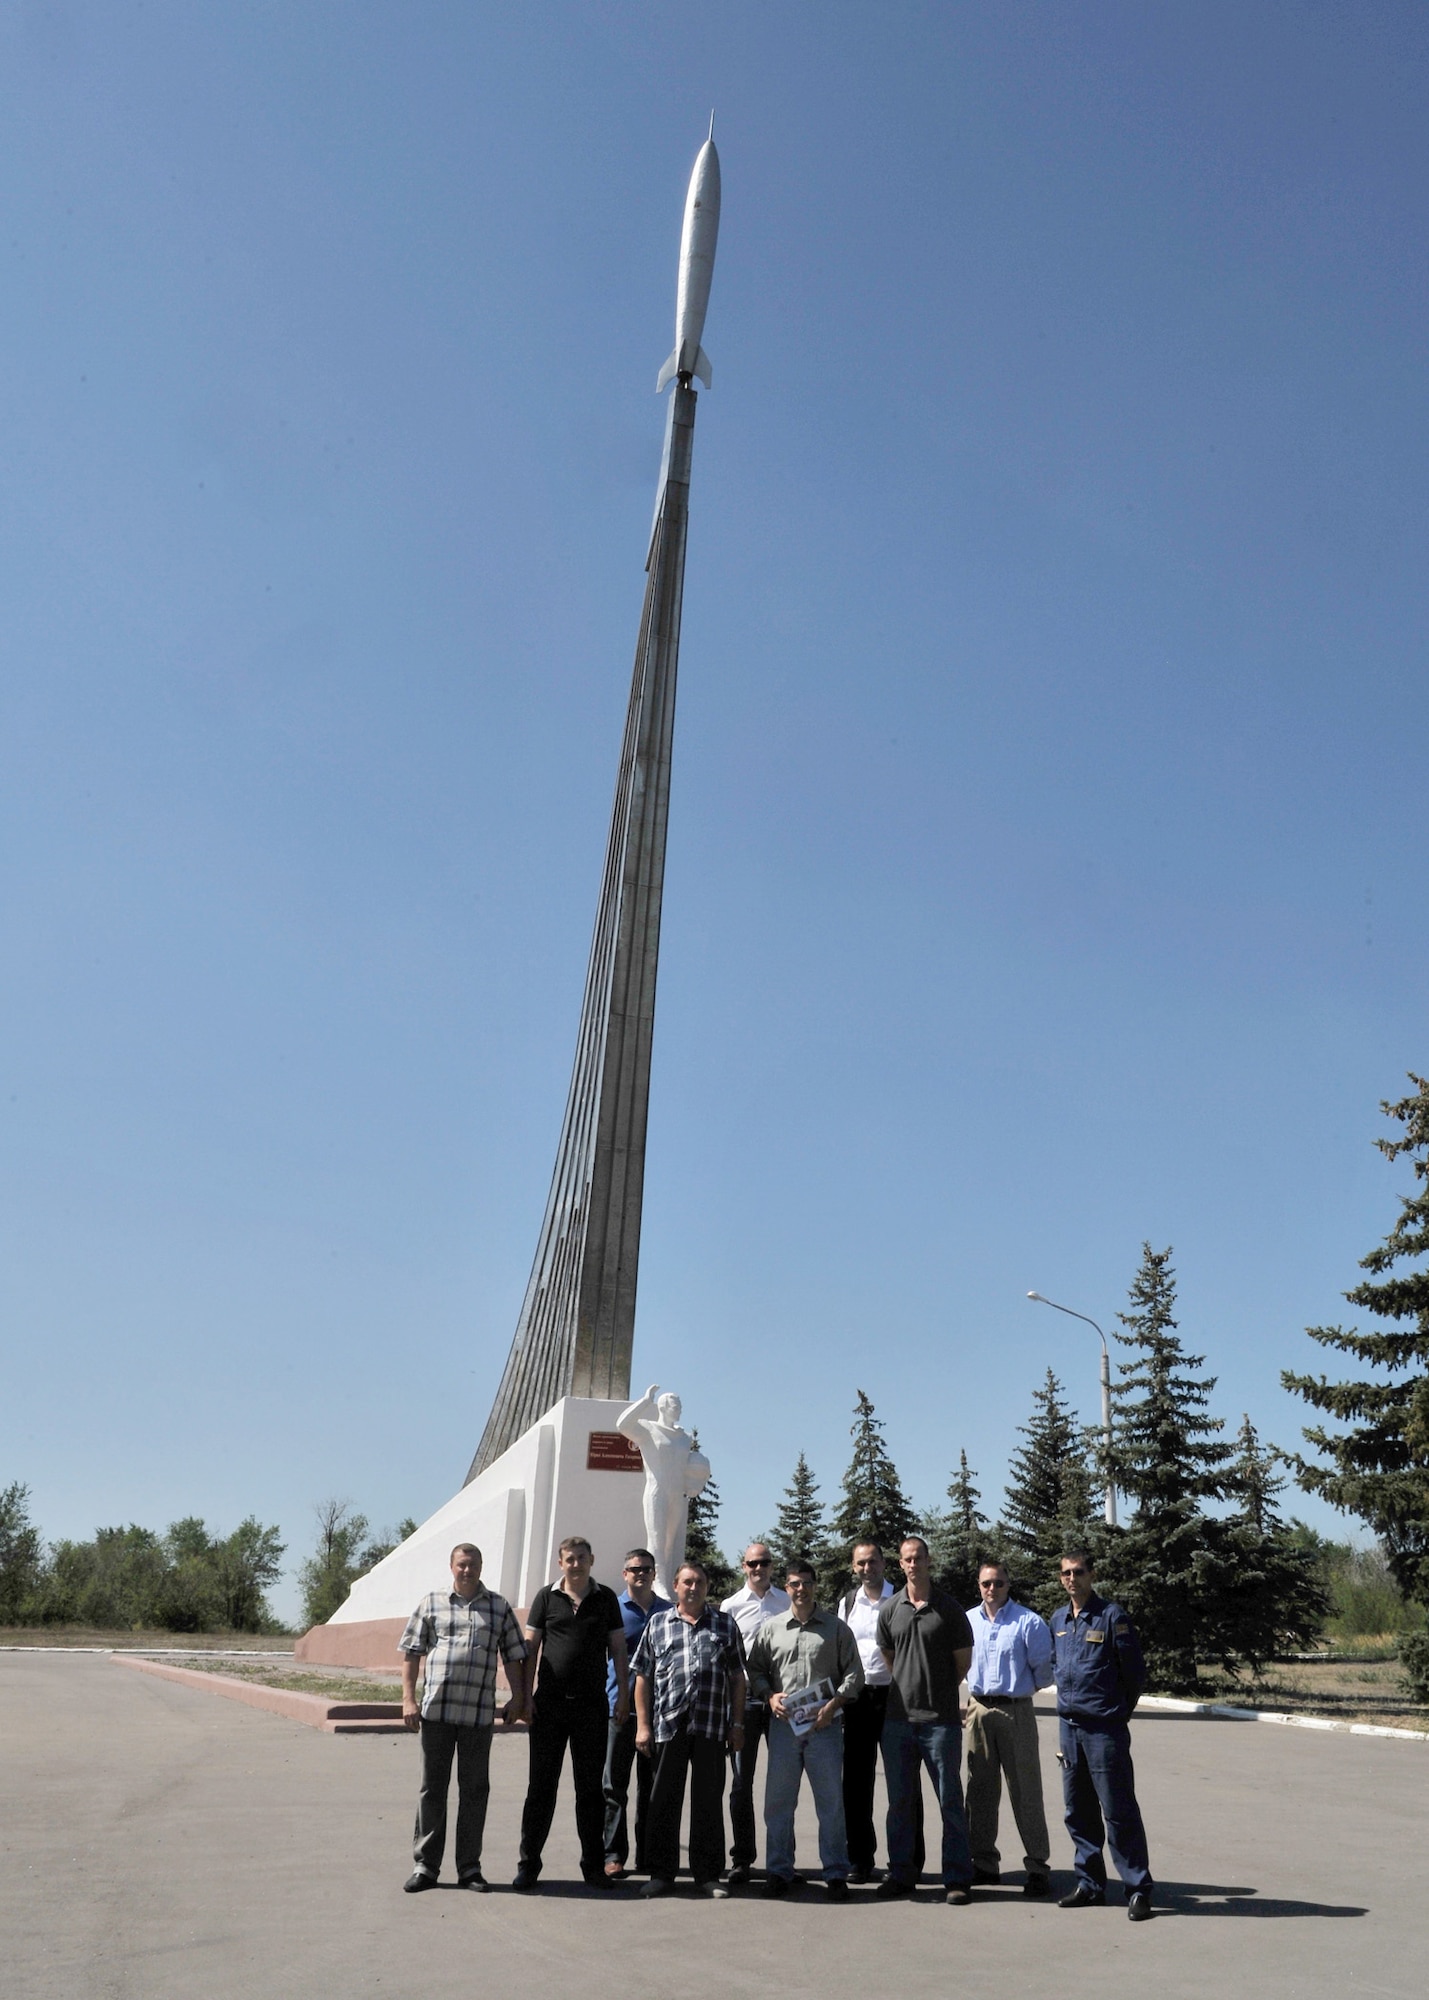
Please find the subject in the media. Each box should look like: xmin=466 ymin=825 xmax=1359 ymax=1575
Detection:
xmin=1049 ymin=1592 xmax=1146 ymax=1724
xmin=747 ymin=1607 xmax=864 ymax=1706
xmin=721 ymin=1580 xmax=792 ymax=1646
xmin=631 ymin=1604 xmax=745 ymax=1743
xmin=877 ymin=1586 xmax=974 ymax=1726
xmin=526 ymin=1580 xmax=624 ymax=1702
xmin=839 ymin=1580 xmax=895 ymax=1687
xmin=607 ymin=1587 xmax=671 ymax=1715
xmin=398 ymin=1585 xmax=527 ymax=1728
xmin=965 ymin=1597 xmax=1054 ymax=1698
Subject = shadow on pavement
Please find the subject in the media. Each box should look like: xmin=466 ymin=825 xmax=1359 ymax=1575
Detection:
xmin=1155 ymin=1882 xmax=1367 ymax=1919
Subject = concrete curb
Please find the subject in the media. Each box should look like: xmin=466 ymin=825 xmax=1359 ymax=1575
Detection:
xmin=1139 ymin=1692 xmax=1429 ymax=1740
xmin=112 ymin=1654 xmax=407 ymax=1734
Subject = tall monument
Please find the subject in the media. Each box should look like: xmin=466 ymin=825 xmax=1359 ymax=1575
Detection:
xmin=298 ymin=132 xmax=723 ymax=1657
xmin=469 ymin=130 xmax=721 ymax=1480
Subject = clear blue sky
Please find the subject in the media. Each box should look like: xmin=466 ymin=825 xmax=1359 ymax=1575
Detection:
xmin=3 ymin=4 xmax=1425 ymax=1624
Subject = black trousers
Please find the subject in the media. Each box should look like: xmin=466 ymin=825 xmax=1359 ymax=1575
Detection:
xmin=518 ymin=1694 xmax=608 ymax=1879
xmin=727 ymin=1700 xmax=769 ymax=1867
xmin=413 ymin=1718 xmax=493 ymax=1882
xmin=603 ymin=1713 xmax=653 ymax=1869
xmin=842 ymin=1685 xmax=923 ymax=1874
xmin=645 ymin=1718 xmax=729 ymax=1885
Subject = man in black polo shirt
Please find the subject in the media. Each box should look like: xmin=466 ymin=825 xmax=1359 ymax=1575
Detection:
xmin=875 ymin=1535 xmax=975 ymax=1903
xmin=515 ymin=1535 xmax=630 ymax=1891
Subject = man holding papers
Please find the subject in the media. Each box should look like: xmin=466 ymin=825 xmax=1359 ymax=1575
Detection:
xmin=746 ymin=1560 xmax=864 ymax=1899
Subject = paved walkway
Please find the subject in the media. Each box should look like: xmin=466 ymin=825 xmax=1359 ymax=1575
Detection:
xmin=2 ymin=1653 xmax=1421 ymax=1999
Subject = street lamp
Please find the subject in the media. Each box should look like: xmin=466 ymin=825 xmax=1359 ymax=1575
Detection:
xmin=1027 ymin=1291 xmax=1117 ymax=1527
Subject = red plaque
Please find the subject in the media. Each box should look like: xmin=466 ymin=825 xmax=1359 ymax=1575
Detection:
xmin=587 ymin=1431 xmax=644 ymax=1472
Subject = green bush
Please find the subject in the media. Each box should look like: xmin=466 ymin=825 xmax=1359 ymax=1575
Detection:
xmin=1400 ymin=1629 xmax=1429 ymax=1704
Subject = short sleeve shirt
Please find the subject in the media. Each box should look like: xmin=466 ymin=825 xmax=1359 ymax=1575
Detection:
xmin=876 ymin=1586 xmax=974 ymax=1725
xmin=398 ymin=1586 xmax=527 ymax=1728
xmin=526 ymin=1580 xmax=624 ymax=1701
xmin=631 ymin=1605 xmax=745 ymax=1742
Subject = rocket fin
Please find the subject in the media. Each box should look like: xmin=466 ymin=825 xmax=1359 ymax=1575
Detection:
xmin=693 ymin=345 xmax=712 ymax=388
xmin=656 ymin=349 xmax=679 ymax=393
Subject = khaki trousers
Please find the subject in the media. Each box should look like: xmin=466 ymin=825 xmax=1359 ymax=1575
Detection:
xmin=965 ymin=1695 xmax=1050 ymax=1877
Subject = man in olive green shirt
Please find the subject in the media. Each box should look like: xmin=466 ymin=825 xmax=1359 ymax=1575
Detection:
xmin=747 ymin=1561 xmax=864 ymax=1898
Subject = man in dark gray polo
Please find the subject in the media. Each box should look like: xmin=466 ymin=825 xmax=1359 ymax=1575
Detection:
xmin=875 ymin=1535 xmax=975 ymax=1903
xmin=398 ymin=1542 xmax=528 ymax=1893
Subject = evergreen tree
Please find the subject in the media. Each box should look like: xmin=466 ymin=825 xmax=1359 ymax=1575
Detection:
xmin=833 ymin=1390 xmax=920 ymax=1566
xmin=1216 ymin=1417 xmax=1330 ymax=1673
xmin=683 ymin=1432 xmax=738 ymax=1601
xmin=930 ymin=1451 xmax=994 ymax=1604
xmin=771 ymin=1453 xmax=839 ymax=1597
xmin=1283 ymin=1075 xmax=1429 ymax=1610
xmin=1001 ymin=1371 xmax=1097 ymax=1612
xmin=1099 ymin=1244 xmax=1237 ymax=1693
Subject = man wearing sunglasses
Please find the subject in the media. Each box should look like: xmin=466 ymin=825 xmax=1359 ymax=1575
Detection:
xmin=720 ymin=1543 xmax=790 ymax=1885
xmin=963 ymin=1560 xmax=1054 ymax=1896
xmin=602 ymin=1549 xmax=671 ymax=1881
xmin=1049 ymin=1548 xmax=1153 ymax=1921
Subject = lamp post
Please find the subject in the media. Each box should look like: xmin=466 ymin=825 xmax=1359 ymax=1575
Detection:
xmin=1027 ymin=1291 xmax=1117 ymax=1527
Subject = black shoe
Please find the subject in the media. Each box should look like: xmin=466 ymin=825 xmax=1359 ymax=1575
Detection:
xmin=583 ymin=1870 xmax=615 ymax=1890
xmin=696 ymin=1880 xmax=730 ymax=1898
xmin=512 ymin=1866 xmax=540 ymax=1892
xmin=849 ymin=1865 xmax=878 ymax=1885
xmin=458 ymin=1875 xmax=491 ymax=1893
xmin=1023 ymin=1874 xmax=1052 ymax=1898
xmin=642 ymin=1877 xmax=676 ymax=1898
xmin=825 ymin=1878 xmax=850 ymax=1901
xmin=1127 ymin=1890 xmax=1153 ymax=1922
xmin=876 ymin=1877 xmax=914 ymax=1900
xmin=403 ymin=1871 xmax=436 ymax=1893
xmin=726 ymin=1865 xmax=752 ymax=1888
xmin=972 ymin=1868 xmax=1001 ymax=1886
xmin=763 ymin=1875 xmax=792 ymax=1899
xmin=1058 ymin=1883 xmax=1106 ymax=1909
xmin=945 ymin=1886 xmax=972 ymax=1905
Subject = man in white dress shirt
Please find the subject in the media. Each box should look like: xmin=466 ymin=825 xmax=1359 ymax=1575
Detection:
xmin=720 ymin=1542 xmax=790 ymax=1885
xmin=964 ymin=1559 xmax=1054 ymax=1895
xmin=836 ymin=1541 xmax=897 ymax=1882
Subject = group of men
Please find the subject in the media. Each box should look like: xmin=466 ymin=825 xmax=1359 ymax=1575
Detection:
xmin=397 ymin=1530 xmax=1153 ymax=1920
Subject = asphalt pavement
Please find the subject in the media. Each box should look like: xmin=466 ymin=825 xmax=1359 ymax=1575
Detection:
xmin=1 ymin=1652 xmax=1421 ymax=1999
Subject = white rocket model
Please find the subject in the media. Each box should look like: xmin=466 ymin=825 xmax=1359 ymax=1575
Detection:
xmin=656 ymin=121 xmax=721 ymax=393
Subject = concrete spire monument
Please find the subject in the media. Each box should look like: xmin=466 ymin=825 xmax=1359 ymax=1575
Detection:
xmin=299 ymin=132 xmax=722 ymax=1659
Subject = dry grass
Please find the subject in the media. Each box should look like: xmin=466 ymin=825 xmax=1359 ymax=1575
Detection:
xmin=165 ymin=1657 xmax=405 ymax=1705
xmin=0 ymin=1628 xmax=295 ymax=1651
xmin=1198 ymin=1653 xmax=1428 ymax=1731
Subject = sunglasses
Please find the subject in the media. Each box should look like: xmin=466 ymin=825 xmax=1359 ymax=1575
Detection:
xmin=745 ymin=1559 xmax=771 ymax=1569
xmin=980 ymin=1579 xmax=1009 ymax=1590
xmin=625 ymin=1566 xmax=654 ymax=1576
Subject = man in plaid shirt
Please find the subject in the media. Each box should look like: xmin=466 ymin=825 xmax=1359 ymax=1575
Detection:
xmin=632 ymin=1560 xmax=746 ymax=1897
xmin=399 ymin=1543 xmax=528 ymax=1893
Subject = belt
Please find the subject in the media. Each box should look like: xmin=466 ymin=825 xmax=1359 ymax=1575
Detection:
xmin=970 ymin=1692 xmax=1030 ymax=1706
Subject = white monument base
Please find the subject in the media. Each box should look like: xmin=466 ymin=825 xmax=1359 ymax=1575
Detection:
xmin=320 ymin=1397 xmax=648 ymax=1629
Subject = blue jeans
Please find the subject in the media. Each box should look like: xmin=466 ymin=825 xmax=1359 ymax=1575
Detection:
xmin=763 ymin=1713 xmax=850 ymax=1882
xmin=882 ymin=1717 xmax=972 ymax=1888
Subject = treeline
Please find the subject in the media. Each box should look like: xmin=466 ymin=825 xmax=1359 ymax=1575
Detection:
xmin=0 ymin=1487 xmax=285 ymax=1632
xmin=0 ymin=1487 xmax=421 ymax=1635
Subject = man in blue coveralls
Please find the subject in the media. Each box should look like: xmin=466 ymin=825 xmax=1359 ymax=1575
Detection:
xmin=1048 ymin=1547 xmax=1153 ymax=1921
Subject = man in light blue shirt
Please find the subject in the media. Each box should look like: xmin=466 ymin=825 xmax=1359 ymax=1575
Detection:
xmin=963 ymin=1560 xmax=1055 ymax=1895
